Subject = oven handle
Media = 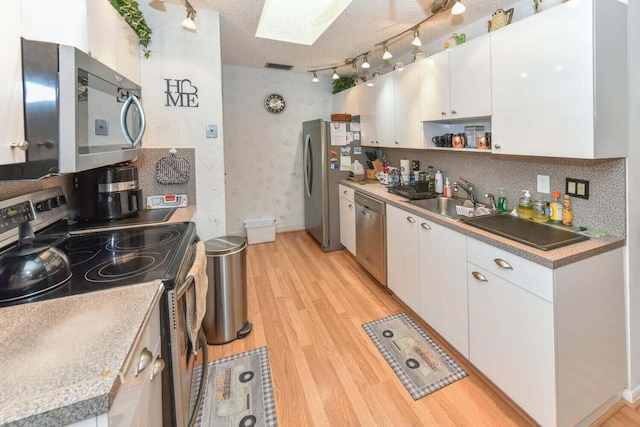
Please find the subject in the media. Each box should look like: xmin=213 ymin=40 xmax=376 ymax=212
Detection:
xmin=188 ymin=329 xmax=208 ymax=427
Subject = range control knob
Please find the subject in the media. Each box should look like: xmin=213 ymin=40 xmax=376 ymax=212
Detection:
xmin=35 ymin=199 xmax=53 ymax=212
xmin=49 ymin=197 xmax=60 ymax=208
xmin=56 ymin=195 xmax=67 ymax=206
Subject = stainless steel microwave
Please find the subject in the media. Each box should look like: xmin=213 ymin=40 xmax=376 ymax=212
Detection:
xmin=21 ymin=38 xmax=145 ymax=174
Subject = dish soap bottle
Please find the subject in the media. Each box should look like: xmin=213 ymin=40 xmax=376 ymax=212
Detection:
xmin=517 ymin=190 xmax=533 ymax=219
xmin=498 ymin=187 xmax=508 ymax=213
xmin=444 ymin=178 xmax=452 ymax=197
xmin=549 ymin=191 xmax=564 ymax=223
xmin=562 ymin=194 xmax=573 ymax=226
xmin=427 ymin=165 xmax=435 ymax=192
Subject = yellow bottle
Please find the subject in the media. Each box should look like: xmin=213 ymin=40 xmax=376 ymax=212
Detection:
xmin=562 ymin=195 xmax=573 ymax=226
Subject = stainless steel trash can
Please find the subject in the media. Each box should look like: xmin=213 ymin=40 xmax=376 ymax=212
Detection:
xmin=203 ymin=236 xmax=252 ymax=345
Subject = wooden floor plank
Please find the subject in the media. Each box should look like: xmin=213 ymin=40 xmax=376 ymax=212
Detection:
xmin=205 ymin=230 xmax=635 ymax=426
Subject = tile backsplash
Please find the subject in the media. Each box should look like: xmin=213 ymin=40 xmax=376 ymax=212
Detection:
xmin=382 ymin=149 xmax=626 ymax=237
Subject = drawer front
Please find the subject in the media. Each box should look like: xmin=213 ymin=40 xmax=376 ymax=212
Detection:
xmin=467 ymin=238 xmax=554 ymax=302
xmin=339 ymin=184 xmax=355 ymax=202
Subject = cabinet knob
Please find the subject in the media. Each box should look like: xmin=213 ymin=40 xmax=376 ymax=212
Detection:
xmin=407 ymin=216 xmax=416 ymax=223
xmin=472 ymin=271 xmax=488 ymax=282
xmin=151 ymin=356 xmax=165 ymax=381
xmin=420 ymin=222 xmax=431 ymax=230
xmin=348 ymin=204 xmax=353 ymax=209
xmin=395 ymin=141 xmax=399 ymax=145
xmin=343 ymin=190 xmax=347 ymax=195
xmin=494 ymin=258 xmax=513 ymax=270
xmin=451 ymin=110 xmax=457 ymax=115
xmin=10 ymin=140 xmax=29 ymax=151
xmin=494 ymin=144 xmax=501 ymax=149
xmin=135 ymin=348 xmax=153 ymax=377
xmin=441 ymin=111 xmax=447 ymax=116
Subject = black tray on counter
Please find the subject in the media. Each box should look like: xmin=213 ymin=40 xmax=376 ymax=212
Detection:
xmin=387 ymin=183 xmax=437 ymax=200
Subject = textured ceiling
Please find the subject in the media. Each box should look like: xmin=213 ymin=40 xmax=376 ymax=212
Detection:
xmin=180 ymin=0 xmax=522 ymax=75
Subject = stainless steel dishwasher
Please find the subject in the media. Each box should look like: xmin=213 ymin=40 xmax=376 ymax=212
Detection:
xmin=355 ymin=192 xmax=386 ymax=286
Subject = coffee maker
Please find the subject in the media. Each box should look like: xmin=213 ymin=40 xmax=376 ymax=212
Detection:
xmin=77 ymin=165 xmax=143 ymax=221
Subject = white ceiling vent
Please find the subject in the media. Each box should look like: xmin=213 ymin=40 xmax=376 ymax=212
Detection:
xmin=265 ymin=63 xmax=294 ymax=71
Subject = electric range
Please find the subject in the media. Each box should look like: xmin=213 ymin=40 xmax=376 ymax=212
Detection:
xmin=0 ymin=187 xmax=196 ymax=308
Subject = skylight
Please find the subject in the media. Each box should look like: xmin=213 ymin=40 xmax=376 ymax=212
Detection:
xmin=255 ymin=0 xmax=352 ymax=45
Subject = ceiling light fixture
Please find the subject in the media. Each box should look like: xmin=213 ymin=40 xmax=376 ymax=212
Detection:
xmin=332 ymin=69 xmax=340 ymax=80
xmin=182 ymin=0 xmax=197 ymax=30
xmin=312 ymin=72 xmax=319 ymax=83
xmin=361 ymin=55 xmax=370 ymax=69
xmin=411 ymin=29 xmax=422 ymax=47
xmin=382 ymin=46 xmax=393 ymax=60
xmin=451 ymin=1 xmax=466 ymax=15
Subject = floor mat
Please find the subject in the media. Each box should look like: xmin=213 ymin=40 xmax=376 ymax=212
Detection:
xmin=192 ymin=346 xmax=277 ymax=426
xmin=362 ymin=312 xmax=467 ymax=400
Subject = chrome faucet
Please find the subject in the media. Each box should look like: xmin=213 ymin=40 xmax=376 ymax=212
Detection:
xmin=453 ymin=178 xmax=478 ymax=204
xmin=485 ymin=193 xmax=497 ymax=210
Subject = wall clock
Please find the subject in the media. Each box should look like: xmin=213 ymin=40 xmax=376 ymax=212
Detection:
xmin=264 ymin=94 xmax=286 ymax=113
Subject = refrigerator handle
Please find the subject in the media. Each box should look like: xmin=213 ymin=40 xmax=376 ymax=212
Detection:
xmin=304 ymin=134 xmax=312 ymax=197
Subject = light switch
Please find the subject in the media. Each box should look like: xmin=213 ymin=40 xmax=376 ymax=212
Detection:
xmin=206 ymin=124 xmax=217 ymax=138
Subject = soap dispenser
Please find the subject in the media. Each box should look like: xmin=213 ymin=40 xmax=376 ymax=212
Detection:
xmin=517 ymin=190 xmax=533 ymax=219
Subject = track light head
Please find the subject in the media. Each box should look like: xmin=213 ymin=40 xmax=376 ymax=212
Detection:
xmin=411 ymin=29 xmax=422 ymax=47
xmin=451 ymin=1 xmax=466 ymax=15
xmin=312 ymin=72 xmax=319 ymax=83
xmin=382 ymin=46 xmax=393 ymax=60
xmin=361 ymin=55 xmax=370 ymax=69
xmin=332 ymin=69 xmax=340 ymax=80
xmin=182 ymin=1 xmax=197 ymax=30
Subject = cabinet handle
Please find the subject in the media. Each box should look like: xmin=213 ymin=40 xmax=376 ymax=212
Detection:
xmin=451 ymin=110 xmax=457 ymax=115
xmin=407 ymin=216 xmax=416 ymax=223
xmin=10 ymin=140 xmax=29 ymax=151
xmin=343 ymin=190 xmax=347 ymax=195
xmin=420 ymin=222 xmax=431 ymax=230
xmin=472 ymin=271 xmax=488 ymax=282
xmin=441 ymin=111 xmax=447 ymax=116
xmin=395 ymin=141 xmax=399 ymax=145
xmin=151 ymin=356 xmax=165 ymax=381
xmin=494 ymin=258 xmax=513 ymax=270
xmin=135 ymin=348 xmax=153 ymax=377
xmin=494 ymin=144 xmax=501 ymax=149
xmin=348 ymin=204 xmax=353 ymax=209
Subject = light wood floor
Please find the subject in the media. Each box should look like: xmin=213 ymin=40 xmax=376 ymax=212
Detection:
xmin=206 ymin=230 xmax=639 ymax=426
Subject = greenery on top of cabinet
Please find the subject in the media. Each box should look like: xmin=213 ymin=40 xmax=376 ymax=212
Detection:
xmin=109 ymin=0 xmax=152 ymax=58
xmin=332 ymin=76 xmax=355 ymax=94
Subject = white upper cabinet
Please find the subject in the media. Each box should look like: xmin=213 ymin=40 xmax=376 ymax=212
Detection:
xmin=0 ymin=0 xmax=26 ymax=165
xmin=490 ymin=0 xmax=627 ymax=158
xmin=374 ymin=72 xmax=396 ymax=147
xmin=449 ymin=35 xmax=491 ymax=120
xmin=20 ymin=0 xmax=141 ymax=83
xmin=393 ymin=62 xmax=423 ymax=149
xmin=332 ymin=84 xmax=361 ymax=116
xmin=420 ymin=34 xmax=491 ymax=122
xmin=359 ymin=83 xmax=377 ymax=146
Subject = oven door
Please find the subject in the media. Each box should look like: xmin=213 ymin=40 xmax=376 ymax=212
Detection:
xmin=163 ymin=275 xmax=208 ymax=427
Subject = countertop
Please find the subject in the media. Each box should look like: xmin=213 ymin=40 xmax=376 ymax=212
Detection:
xmin=0 ymin=206 xmax=196 ymax=426
xmin=0 ymin=282 xmax=163 ymax=426
xmin=341 ymin=180 xmax=625 ymax=269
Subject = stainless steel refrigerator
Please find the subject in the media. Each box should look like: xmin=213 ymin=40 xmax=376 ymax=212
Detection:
xmin=303 ymin=119 xmax=364 ymax=252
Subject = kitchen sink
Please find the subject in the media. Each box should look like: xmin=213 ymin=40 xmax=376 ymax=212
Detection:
xmin=407 ymin=197 xmax=467 ymax=221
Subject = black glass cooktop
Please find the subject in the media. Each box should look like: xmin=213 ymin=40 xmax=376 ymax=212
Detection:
xmin=0 ymin=222 xmax=195 ymax=308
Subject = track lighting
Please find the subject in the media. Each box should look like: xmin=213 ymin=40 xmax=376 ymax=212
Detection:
xmin=312 ymin=72 xmax=319 ymax=83
xmin=361 ymin=55 xmax=370 ymax=69
xmin=182 ymin=0 xmax=197 ymax=30
xmin=411 ymin=29 xmax=422 ymax=47
xmin=382 ymin=46 xmax=393 ymax=60
xmin=451 ymin=1 xmax=466 ymax=15
xmin=332 ymin=69 xmax=340 ymax=80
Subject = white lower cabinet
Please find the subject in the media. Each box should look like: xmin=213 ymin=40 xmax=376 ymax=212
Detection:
xmin=418 ymin=219 xmax=468 ymax=358
xmin=339 ymin=185 xmax=356 ymax=255
xmin=467 ymin=238 xmax=626 ymax=427
xmin=385 ymin=204 xmax=420 ymax=314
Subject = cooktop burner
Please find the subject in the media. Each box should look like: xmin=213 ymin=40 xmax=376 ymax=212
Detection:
xmin=0 ymin=222 xmax=196 ymax=308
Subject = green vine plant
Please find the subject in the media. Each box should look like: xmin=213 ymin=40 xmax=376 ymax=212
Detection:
xmin=332 ymin=76 xmax=355 ymax=94
xmin=110 ymin=0 xmax=152 ymax=58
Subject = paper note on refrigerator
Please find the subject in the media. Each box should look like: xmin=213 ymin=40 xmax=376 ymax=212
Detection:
xmin=330 ymin=122 xmax=347 ymax=145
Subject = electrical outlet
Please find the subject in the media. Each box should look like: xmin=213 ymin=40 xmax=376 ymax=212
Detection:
xmin=206 ymin=124 xmax=217 ymax=138
xmin=566 ymin=178 xmax=589 ymax=199
xmin=537 ymin=174 xmax=550 ymax=194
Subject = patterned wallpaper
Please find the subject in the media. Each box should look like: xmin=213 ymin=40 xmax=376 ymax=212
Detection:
xmin=222 ymin=65 xmax=333 ymax=236
xmin=138 ymin=3 xmax=225 ymax=241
